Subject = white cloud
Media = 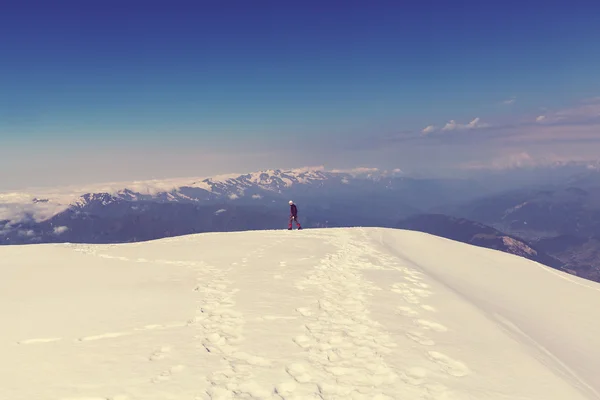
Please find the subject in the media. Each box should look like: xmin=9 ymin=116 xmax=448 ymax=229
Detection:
xmin=251 ymin=194 xmax=262 ymax=199
xmin=442 ymin=120 xmax=458 ymax=131
xmin=228 ymin=193 xmax=239 ymax=200
xmin=502 ymin=97 xmax=516 ymax=105
xmin=467 ymin=117 xmax=488 ymax=128
xmin=534 ymin=102 xmax=600 ymax=125
xmin=441 ymin=118 xmax=490 ymax=131
xmin=330 ymin=167 xmax=379 ymax=175
xmin=53 ymin=226 xmax=69 ymax=235
xmin=421 ymin=125 xmax=436 ymax=135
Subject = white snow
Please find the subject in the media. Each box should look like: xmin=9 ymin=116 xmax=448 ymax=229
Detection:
xmin=2 ymin=227 xmax=600 ymax=399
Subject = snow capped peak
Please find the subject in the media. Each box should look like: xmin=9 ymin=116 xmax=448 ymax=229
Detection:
xmin=70 ymin=193 xmax=120 ymax=209
xmin=0 ymin=165 xmax=398 ymax=223
xmin=195 ymin=167 xmax=333 ymax=195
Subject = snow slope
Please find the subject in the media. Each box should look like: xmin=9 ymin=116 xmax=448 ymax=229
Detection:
xmin=2 ymin=227 xmax=600 ymax=399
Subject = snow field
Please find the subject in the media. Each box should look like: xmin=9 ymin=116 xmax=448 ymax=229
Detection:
xmin=2 ymin=227 xmax=600 ymax=399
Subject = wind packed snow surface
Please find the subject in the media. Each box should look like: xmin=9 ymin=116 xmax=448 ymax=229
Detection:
xmin=2 ymin=227 xmax=600 ymax=400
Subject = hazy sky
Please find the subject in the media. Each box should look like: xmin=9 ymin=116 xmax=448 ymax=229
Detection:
xmin=1 ymin=1 xmax=600 ymax=190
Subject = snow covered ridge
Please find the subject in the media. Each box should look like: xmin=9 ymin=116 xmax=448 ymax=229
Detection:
xmin=2 ymin=227 xmax=600 ymax=399
xmin=0 ymin=166 xmax=404 ymax=223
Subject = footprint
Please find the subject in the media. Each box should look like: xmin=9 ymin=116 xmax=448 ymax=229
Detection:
xmin=151 ymin=365 xmax=186 ymax=383
xmin=205 ymin=386 xmax=235 ymax=399
xmin=232 ymin=351 xmax=271 ymax=367
xmin=149 ymin=346 xmax=171 ymax=361
xmin=416 ymin=319 xmax=447 ymax=332
xmin=286 ymin=363 xmax=312 ymax=383
xmin=412 ymin=288 xmax=433 ymax=298
xmin=405 ymin=331 xmax=435 ymax=346
xmin=402 ymin=366 xmax=428 ymax=386
xmin=420 ymin=305 xmax=437 ymax=312
xmin=427 ymin=351 xmax=471 ymax=377
xmin=296 ymin=307 xmax=312 ymax=317
xmin=274 ymin=381 xmax=297 ymax=396
xmin=397 ymin=306 xmax=419 ymax=317
xmin=402 ymin=293 xmax=421 ymax=304
xmin=292 ymin=335 xmax=312 ymax=349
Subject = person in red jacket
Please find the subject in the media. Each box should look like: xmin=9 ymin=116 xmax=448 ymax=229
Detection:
xmin=288 ymin=200 xmax=302 ymax=230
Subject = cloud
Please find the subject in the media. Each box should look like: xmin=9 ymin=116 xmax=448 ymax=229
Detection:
xmin=330 ymin=167 xmax=380 ymax=175
xmin=329 ymin=167 xmax=405 ymax=178
xmin=462 ymin=152 xmax=537 ymax=170
xmin=418 ymin=118 xmax=491 ymax=137
xmin=428 ymin=101 xmax=600 ymax=145
xmin=502 ymin=97 xmax=516 ymax=105
xmin=535 ymin=102 xmax=600 ymax=125
xmin=461 ymin=151 xmax=600 ymax=170
xmin=441 ymin=117 xmax=490 ymax=131
xmin=53 ymin=226 xmax=69 ymax=235
xmin=421 ymin=125 xmax=436 ymax=135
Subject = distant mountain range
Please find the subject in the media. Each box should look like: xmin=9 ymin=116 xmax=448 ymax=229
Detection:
xmin=437 ymin=170 xmax=600 ymax=282
xmin=0 ymin=167 xmax=487 ymax=245
xmin=3 ymin=166 xmax=600 ymax=283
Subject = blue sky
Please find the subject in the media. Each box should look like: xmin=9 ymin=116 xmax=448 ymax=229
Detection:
xmin=1 ymin=1 xmax=600 ymax=188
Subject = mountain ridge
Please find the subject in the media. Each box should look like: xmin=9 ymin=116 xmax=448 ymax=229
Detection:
xmin=0 ymin=166 xmax=487 ymax=245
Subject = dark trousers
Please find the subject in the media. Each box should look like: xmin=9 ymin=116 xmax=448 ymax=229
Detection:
xmin=289 ymin=215 xmax=302 ymax=229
